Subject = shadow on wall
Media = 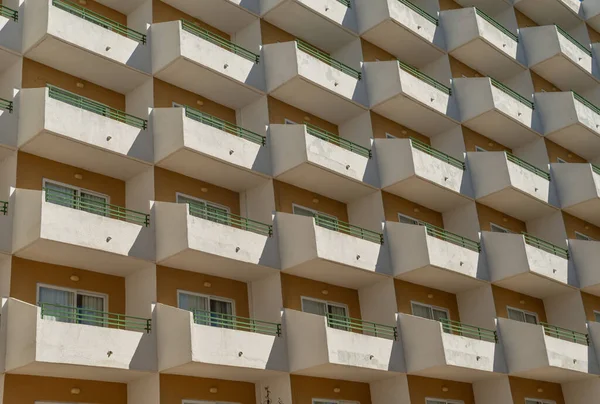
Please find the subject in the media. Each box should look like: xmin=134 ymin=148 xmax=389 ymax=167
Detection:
xmin=129 ymin=306 xmax=158 ymax=372
xmin=266 ymin=310 xmax=289 ymax=371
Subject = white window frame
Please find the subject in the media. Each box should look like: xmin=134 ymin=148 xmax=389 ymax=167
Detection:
xmin=176 ymin=192 xmax=231 ymax=224
xmin=490 ymin=223 xmax=511 ymax=233
xmin=525 ymin=399 xmax=556 ymax=404
xmin=36 ymin=283 xmax=109 ymax=327
xmin=410 ymin=301 xmax=450 ymax=320
xmin=475 ymin=146 xmax=487 ymax=152
xmin=43 ymin=178 xmax=110 ymax=205
xmin=556 ymin=157 xmax=567 ymax=163
xmin=385 ymin=132 xmax=397 ymax=139
xmin=292 ymin=203 xmax=337 ymax=220
xmin=426 ymin=399 xmax=464 ymax=404
xmin=398 ymin=213 xmax=421 ymax=225
xmin=172 ymin=101 xmax=184 ymax=108
xmin=507 ymin=306 xmax=539 ymax=324
xmin=301 ymin=296 xmax=349 ymax=317
xmin=284 ymin=118 xmax=297 ymax=124
xmin=176 ymin=289 xmax=236 ymax=316
xmin=312 ymin=399 xmax=359 ymax=404
xmin=575 ymin=231 xmax=594 ymax=241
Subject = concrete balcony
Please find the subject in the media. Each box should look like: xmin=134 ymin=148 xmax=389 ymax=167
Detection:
xmin=356 ymin=0 xmax=445 ymax=66
xmin=22 ymin=0 xmax=149 ymax=93
xmin=442 ymin=8 xmax=525 ymax=79
xmin=585 ymin=1 xmax=600 ymax=32
xmin=18 ymin=86 xmax=152 ymax=181
xmin=454 ymin=78 xmax=538 ymax=149
xmin=270 ymin=123 xmax=378 ymax=203
xmin=156 ymin=303 xmax=286 ymax=381
xmin=152 ymin=20 xmax=264 ymax=109
xmin=0 ymin=3 xmax=21 ymax=57
xmin=571 ymin=239 xmax=600 ymax=296
xmin=12 ymin=188 xmax=154 ymax=276
xmin=552 ymin=163 xmax=600 ymax=226
xmin=276 ymin=212 xmax=388 ymax=289
xmin=375 ymin=138 xmax=472 ymax=212
xmin=155 ymin=202 xmax=278 ymax=282
xmin=365 ymin=61 xmax=458 ymax=137
xmin=0 ymin=200 xmax=10 ymax=254
xmin=285 ymin=308 xmax=401 ymax=382
xmin=513 ymin=0 xmax=583 ymax=28
xmin=160 ymin=0 xmax=260 ymax=33
xmin=0 ymin=97 xmax=17 ymax=157
xmin=386 ymin=222 xmax=484 ymax=294
xmin=498 ymin=317 xmax=595 ymax=383
xmin=482 ymin=231 xmax=573 ymax=299
xmin=468 ymin=151 xmax=556 ymax=221
xmin=536 ymin=91 xmax=600 ymax=161
xmin=263 ymin=41 xmax=367 ymax=124
xmin=398 ymin=314 xmax=501 ymax=382
xmin=153 ymin=107 xmax=269 ymax=192
xmin=521 ymin=25 xmax=595 ymax=92
xmin=3 ymin=298 xmax=155 ymax=382
xmin=261 ymin=0 xmax=357 ymax=52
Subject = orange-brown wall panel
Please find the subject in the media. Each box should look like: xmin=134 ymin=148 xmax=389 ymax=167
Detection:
xmin=476 ymin=203 xmax=526 ymax=234
xmin=382 ymin=192 xmax=443 ymax=227
xmin=290 ymin=375 xmax=372 ymax=404
xmin=152 ymin=0 xmax=230 ymax=39
xmin=160 ymin=374 xmax=256 ymax=404
xmin=268 ymin=97 xmax=338 ymax=134
xmin=407 ymin=375 xmax=475 ymax=404
xmin=370 ymin=111 xmax=430 ymax=144
xmin=492 ymin=285 xmax=547 ymax=323
xmin=395 ymin=279 xmax=461 ymax=321
xmin=509 ymin=376 xmax=565 ymax=404
xmin=273 ymin=180 xmax=348 ymax=222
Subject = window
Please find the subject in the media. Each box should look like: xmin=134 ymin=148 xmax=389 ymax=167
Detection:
xmin=490 ymin=223 xmax=511 ymax=233
xmin=557 ymin=157 xmax=567 ymax=163
xmin=411 ymin=301 xmax=450 ymax=331
xmin=313 ymin=400 xmax=359 ymax=404
xmin=426 ymin=400 xmax=464 ymax=404
xmin=177 ymin=193 xmax=230 ymax=225
xmin=37 ymin=284 xmax=107 ymax=326
xmin=44 ymin=179 xmax=109 ymax=217
xmin=293 ymin=204 xmax=338 ymax=231
xmin=398 ymin=213 xmax=421 ymax=225
xmin=284 ymin=118 xmax=297 ymax=124
xmin=525 ymin=400 xmax=556 ymax=404
xmin=385 ymin=133 xmax=396 ymax=139
xmin=475 ymin=146 xmax=487 ymax=152
xmin=301 ymin=297 xmax=349 ymax=330
xmin=594 ymin=311 xmax=600 ymax=323
xmin=575 ymin=231 xmax=594 ymax=241
xmin=183 ymin=401 xmax=241 ymax=404
xmin=507 ymin=307 xmax=538 ymax=324
xmin=178 ymin=290 xmax=235 ymax=328
xmin=172 ymin=101 xmax=184 ymax=108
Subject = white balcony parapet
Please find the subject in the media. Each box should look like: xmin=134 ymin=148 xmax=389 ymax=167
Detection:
xmin=270 ymin=123 xmax=378 ymax=203
xmin=4 ymin=298 xmax=155 ymax=382
xmin=468 ymin=151 xmax=556 ymax=221
xmin=0 ymin=97 xmax=16 ymax=155
xmin=155 ymin=202 xmax=278 ymax=282
xmin=263 ymin=40 xmax=367 ymax=124
xmin=12 ymin=188 xmax=154 ymax=276
xmin=0 ymin=200 xmax=10 ymax=254
xmin=355 ymin=0 xmax=445 ymax=66
xmin=498 ymin=317 xmax=596 ymax=383
xmin=365 ymin=60 xmax=458 ymax=136
xmin=386 ymin=222 xmax=484 ymax=293
xmin=152 ymin=20 xmax=264 ymax=109
xmin=521 ymin=25 xmax=595 ymax=92
xmin=18 ymin=86 xmax=151 ymax=181
xmin=0 ymin=3 xmax=21 ymax=55
xmin=276 ymin=212 xmax=389 ymax=289
xmin=570 ymin=239 xmax=600 ymax=296
xmin=156 ymin=303 xmax=286 ymax=381
xmin=513 ymin=0 xmax=583 ymax=28
xmin=153 ymin=106 xmax=269 ymax=192
xmin=585 ymin=1 xmax=600 ymax=32
xmin=285 ymin=308 xmax=401 ymax=382
xmin=552 ymin=163 xmax=600 ymax=226
xmin=375 ymin=138 xmax=472 ymax=212
xmin=398 ymin=313 xmax=502 ymax=382
xmin=482 ymin=231 xmax=574 ymax=299
xmin=537 ymin=91 xmax=600 ymax=161
xmin=454 ymin=78 xmax=538 ymax=149
xmin=261 ymin=0 xmax=357 ymax=52
xmin=22 ymin=0 xmax=149 ymax=93
xmin=442 ymin=8 xmax=525 ymax=79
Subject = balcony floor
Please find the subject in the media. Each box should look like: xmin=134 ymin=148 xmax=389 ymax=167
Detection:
xmin=531 ymin=55 xmax=598 ymax=92
xmin=493 ymin=271 xmax=575 ymax=299
xmin=477 ymin=187 xmax=556 ymax=221
xmin=510 ymin=365 xmax=595 ymax=384
xmin=409 ymin=364 xmax=499 ymax=383
xmin=7 ymin=362 xmax=151 ymax=383
xmin=395 ymin=264 xmax=486 ymax=294
xmin=291 ymin=362 xmax=400 ymax=383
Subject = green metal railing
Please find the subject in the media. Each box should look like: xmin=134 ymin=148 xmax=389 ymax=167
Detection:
xmin=440 ymin=318 xmax=497 ymax=343
xmin=490 ymin=78 xmax=534 ymax=109
xmin=305 ymin=123 xmax=371 ymax=158
xmin=506 ymin=152 xmax=550 ymax=180
xmin=326 ymin=313 xmax=397 ymax=340
xmin=336 ymin=0 xmax=351 ymax=7
xmin=188 ymin=202 xmax=273 ymax=237
xmin=542 ymin=322 xmax=588 ymax=345
xmin=398 ymin=0 xmax=438 ymax=25
xmin=0 ymin=97 xmax=12 ymax=113
xmin=572 ymin=91 xmax=600 ymax=116
xmin=314 ymin=213 xmax=384 ymax=244
xmin=44 ymin=187 xmax=150 ymax=227
xmin=47 ymin=85 xmax=147 ymax=129
xmin=181 ymin=19 xmax=259 ymax=63
xmin=296 ymin=39 xmax=361 ymax=80
xmin=523 ymin=233 xmax=569 ymax=259
xmin=193 ymin=309 xmax=281 ymax=336
xmin=475 ymin=8 xmax=518 ymax=42
xmin=419 ymin=221 xmax=480 ymax=252
xmin=0 ymin=201 xmax=7 ymax=215
xmin=53 ymin=0 xmax=145 ymax=43
xmin=0 ymin=5 xmax=17 ymax=21
xmin=409 ymin=137 xmax=465 ymax=170
xmin=40 ymin=302 xmax=151 ymax=332
xmin=556 ymin=25 xmax=591 ymax=57
xmin=398 ymin=60 xmax=451 ymax=95
xmin=184 ymin=106 xmax=265 ymax=146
